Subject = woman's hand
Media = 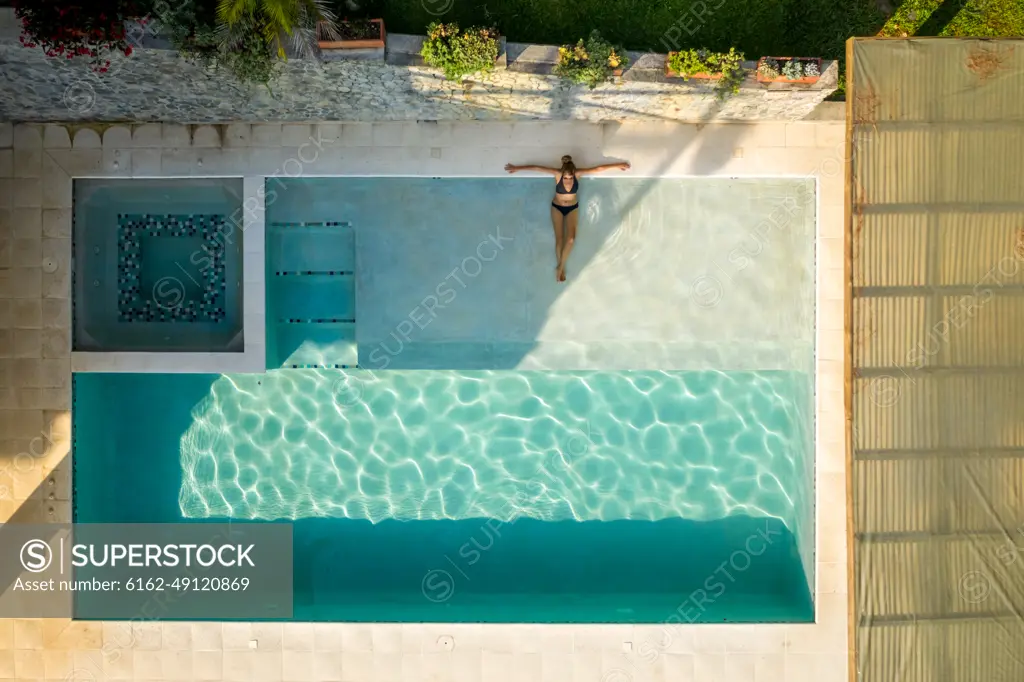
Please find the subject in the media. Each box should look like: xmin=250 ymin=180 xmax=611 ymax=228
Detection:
xmin=619 ymin=162 xmax=631 ymax=171
xmin=504 ymin=163 xmax=517 ymax=173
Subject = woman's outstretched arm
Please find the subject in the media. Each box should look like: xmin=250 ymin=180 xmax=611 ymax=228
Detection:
xmin=576 ymin=161 xmax=631 ymax=175
xmin=505 ymin=163 xmax=561 ymax=175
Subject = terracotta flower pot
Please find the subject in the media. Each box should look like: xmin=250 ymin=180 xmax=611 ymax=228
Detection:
xmin=317 ymin=18 xmax=385 ymax=50
xmin=664 ymin=53 xmax=722 ymax=80
xmin=756 ymin=57 xmax=821 ymax=84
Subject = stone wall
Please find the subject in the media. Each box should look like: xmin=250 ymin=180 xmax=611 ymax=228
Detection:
xmin=0 ymin=10 xmax=836 ymax=123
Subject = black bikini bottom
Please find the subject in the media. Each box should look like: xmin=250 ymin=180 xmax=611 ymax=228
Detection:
xmin=552 ymin=202 xmax=579 ymax=216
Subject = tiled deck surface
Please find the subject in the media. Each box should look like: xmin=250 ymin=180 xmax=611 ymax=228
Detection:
xmin=0 ymin=121 xmax=847 ymax=682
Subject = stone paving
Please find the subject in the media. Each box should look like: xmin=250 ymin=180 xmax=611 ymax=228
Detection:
xmin=0 ymin=44 xmax=834 ymax=124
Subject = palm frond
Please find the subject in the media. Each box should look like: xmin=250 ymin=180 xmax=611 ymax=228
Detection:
xmin=309 ymin=0 xmax=340 ymax=43
xmin=215 ymin=0 xmax=341 ymax=63
xmin=216 ymin=0 xmax=253 ymax=26
xmin=289 ymin=24 xmax=320 ymax=61
xmin=306 ymin=0 xmax=338 ymax=22
xmin=292 ymin=0 xmax=340 ymax=58
xmin=261 ymin=0 xmax=295 ymax=34
xmin=215 ymin=13 xmax=248 ymax=50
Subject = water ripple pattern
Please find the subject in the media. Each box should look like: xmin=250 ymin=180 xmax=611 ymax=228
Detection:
xmin=178 ymin=369 xmax=807 ymax=525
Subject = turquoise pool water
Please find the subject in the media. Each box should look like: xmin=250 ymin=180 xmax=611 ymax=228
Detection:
xmin=73 ymin=368 xmax=813 ymax=622
xmin=72 ymin=176 xmax=815 ymax=622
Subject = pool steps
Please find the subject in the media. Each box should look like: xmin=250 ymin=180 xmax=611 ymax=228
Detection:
xmin=267 ymin=221 xmax=359 ymax=370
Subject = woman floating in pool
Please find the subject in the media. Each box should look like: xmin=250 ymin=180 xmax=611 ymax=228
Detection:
xmin=505 ymin=155 xmax=630 ymax=282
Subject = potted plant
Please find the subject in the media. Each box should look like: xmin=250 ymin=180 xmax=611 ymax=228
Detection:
xmin=756 ymin=57 xmax=822 ymax=84
xmin=317 ymin=18 xmax=385 ymax=50
xmin=554 ymin=30 xmax=629 ymax=89
xmin=665 ymin=47 xmax=746 ymax=98
xmin=421 ymin=22 xmax=501 ymax=81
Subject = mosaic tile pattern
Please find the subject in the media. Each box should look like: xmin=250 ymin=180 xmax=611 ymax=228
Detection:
xmin=117 ymin=214 xmax=227 ymax=323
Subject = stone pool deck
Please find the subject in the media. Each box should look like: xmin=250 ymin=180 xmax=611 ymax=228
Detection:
xmin=0 ymin=120 xmax=847 ymax=682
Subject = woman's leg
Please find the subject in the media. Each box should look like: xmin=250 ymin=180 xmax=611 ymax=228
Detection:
xmin=557 ymin=207 xmax=579 ymax=282
xmin=550 ymin=205 xmax=565 ymax=277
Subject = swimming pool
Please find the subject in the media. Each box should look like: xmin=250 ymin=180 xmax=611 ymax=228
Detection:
xmin=73 ymin=178 xmax=245 ymax=352
xmin=72 ymin=176 xmax=816 ymax=622
xmin=73 ymin=368 xmax=812 ymax=622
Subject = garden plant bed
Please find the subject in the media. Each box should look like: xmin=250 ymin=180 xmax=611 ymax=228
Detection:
xmin=665 ymin=56 xmax=721 ymax=80
xmin=372 ymin=0 xmax=1024 ymax=98
xmin=16 ymin=0 xmax=1024 ymax=99
xmin=757 ymin=57 xmax=822 ymax=84
xmin=554 ymin=31 xmax=628 ymax=88
xmin=409 ymin=24 xmax=509 ymax=75
xmin=318 ymin=18 xmax=385 ymax=50
xmin=662 ymin=49 xmax=747 ymax=99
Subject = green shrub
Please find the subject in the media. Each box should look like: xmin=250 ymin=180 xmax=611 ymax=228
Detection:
xmin=217 ymin=0 xmax=338 ymax=62
xmin=219 ymin=14 xmax=279 ymax=87
xmin=157 ymin=0 xmax=220 ymax=64
xmin=157 ymin=0 xmax=277 ymax=87
xmin=554 ymin=30 xmax=628 ymax=90
xmin=421 ymin=22 xmax=500 ymax=81
xmin=667 ymin=47 xmax=746 ymax=99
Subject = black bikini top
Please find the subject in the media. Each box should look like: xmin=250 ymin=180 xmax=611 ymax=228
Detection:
xmin=555 ymin=175 xmax=579 ymax=194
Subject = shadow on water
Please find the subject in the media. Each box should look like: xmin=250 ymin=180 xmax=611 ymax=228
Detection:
xmin=71 ymin=373 xmax=217 ymax=523
xmin=291 ymin=515 xmax=811 ymax=623
xmin=73 ymin=373 xmax=813 ymax=622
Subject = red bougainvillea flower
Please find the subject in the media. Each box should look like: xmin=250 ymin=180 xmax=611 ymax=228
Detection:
xmin=14 ymin=0 xmax=140 ymax=72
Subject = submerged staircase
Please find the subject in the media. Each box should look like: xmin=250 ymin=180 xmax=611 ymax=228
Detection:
xmin=267 ymin=221 xmax=357 ymax=369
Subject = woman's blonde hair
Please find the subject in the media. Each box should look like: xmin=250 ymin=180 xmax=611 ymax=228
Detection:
xmin=560 ymin=155 xmax=576 ymax=177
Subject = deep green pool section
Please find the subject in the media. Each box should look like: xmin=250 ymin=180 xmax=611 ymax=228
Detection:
xmin=73 ymin=370 xmax=812 ymax=623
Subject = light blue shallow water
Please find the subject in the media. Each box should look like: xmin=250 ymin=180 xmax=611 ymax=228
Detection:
xmin=73 ymin=368 xmax=812 ymax=622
